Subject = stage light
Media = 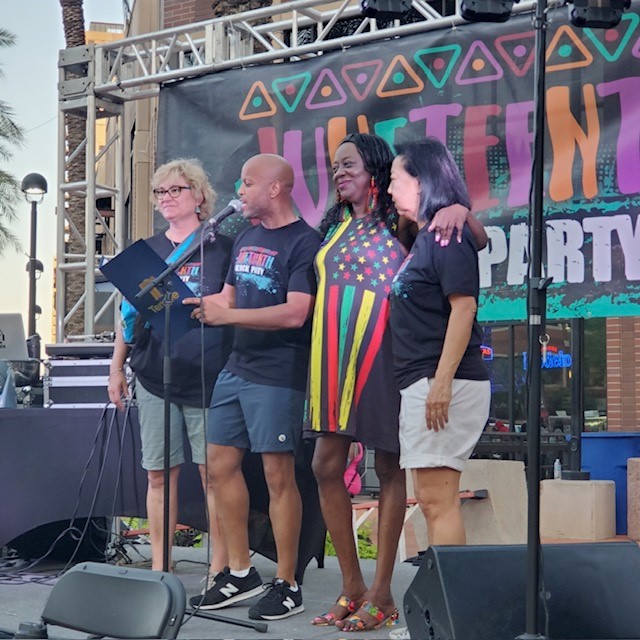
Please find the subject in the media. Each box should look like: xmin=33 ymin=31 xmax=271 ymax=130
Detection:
xmin=360 ymin=0 xmax=411 ymax=20
xmin=460 ymin=0 xmax=520 ymax=22
xmin=569 ymin=0 xmax=630 ymax=28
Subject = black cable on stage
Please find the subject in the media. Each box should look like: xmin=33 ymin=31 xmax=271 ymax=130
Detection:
xmin=47 ymin=406 xmax=122 ymax=575
xmin=58 ymin=406 xmax=122 ymax=574
xmin=103 ymin=392 xmax=144 ymax=562
xmin=2 ymin=398 xmax=154 ymax=585
xmin=0 ymin=404 xmax=122 ymax=583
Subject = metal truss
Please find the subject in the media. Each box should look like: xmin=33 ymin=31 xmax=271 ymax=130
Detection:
xmin=93 ymin=0 xmax=542 ymax=102
xmin=57 ymin=0 xmax=542 ymax=339
xmin=57 ymin=44 xmax=126 ymax=341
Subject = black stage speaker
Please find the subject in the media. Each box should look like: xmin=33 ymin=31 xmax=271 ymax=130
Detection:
xmin=41 ymin=561 xmax=185 ymax=639
xmin=404 ymin=542 xmax=640 ymax=640
xmin=8 ymin=518 xmax=110 ymax=562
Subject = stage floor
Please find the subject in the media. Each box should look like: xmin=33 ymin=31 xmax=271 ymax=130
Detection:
xmin=0 ymin=544 xmax=416 ymax=640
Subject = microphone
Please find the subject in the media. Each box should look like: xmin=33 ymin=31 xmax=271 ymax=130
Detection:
xmin=136 ymin=199 xmax=244 ymax=300
xmin=205 ymin=199 xmax=243 ymax=229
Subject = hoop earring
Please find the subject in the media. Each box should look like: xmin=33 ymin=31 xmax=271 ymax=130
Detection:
xmin=368 ymin=176 xmax=379 ymax=212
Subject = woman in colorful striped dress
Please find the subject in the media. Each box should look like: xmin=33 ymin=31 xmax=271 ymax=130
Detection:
xmin=305 ymin=133 xmax=487 ymax=631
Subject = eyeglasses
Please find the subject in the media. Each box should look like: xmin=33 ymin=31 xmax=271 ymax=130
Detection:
xmin=152 ymin=185 xmax=191 ymax=199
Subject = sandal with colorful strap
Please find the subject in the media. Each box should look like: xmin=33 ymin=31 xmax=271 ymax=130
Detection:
xmin=311 ymin=595 xmax=359 ymax=626
xmin=336 ymin=600 xmax=399 ymax=632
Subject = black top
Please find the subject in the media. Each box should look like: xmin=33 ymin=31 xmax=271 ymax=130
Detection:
xmin=225 ymin=219 xmax=321 ymax=391
xmin=389 ymin=225 xmax=488 ymax=390
xmin=129 ymin=231 xmax=234 ymax=406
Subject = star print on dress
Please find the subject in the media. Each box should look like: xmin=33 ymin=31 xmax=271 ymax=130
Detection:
xmin=332 ymin=219 xmax=400 ymax=295
xmin=308 ymin=216 xmax=405 ymax=433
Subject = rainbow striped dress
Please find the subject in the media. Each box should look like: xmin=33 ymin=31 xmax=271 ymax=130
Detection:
xmin=305 ymin=214 xmax=405 ymax=453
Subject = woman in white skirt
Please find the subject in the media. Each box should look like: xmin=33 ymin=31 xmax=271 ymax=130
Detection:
xmin=387 ymin=138 xmax=491 ymax=545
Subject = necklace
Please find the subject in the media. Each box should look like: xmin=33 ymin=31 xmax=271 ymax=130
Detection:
xmin=165 ymin=232 xmax=178 ymax=248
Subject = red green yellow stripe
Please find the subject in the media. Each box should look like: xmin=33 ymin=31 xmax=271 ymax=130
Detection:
xmin=338 ymin=285 xmax=355 ymax=381
xmin=339 ymin=289 xmax=374 ymax=428
xmin=355 ymin=298 xmax=389 ymax=407
xmin=309 ymin=218 xmax=350 ymax=431
xmin=326 ymin=285 xmax=340 ymax=431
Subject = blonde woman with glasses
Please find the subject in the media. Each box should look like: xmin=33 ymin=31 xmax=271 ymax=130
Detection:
xmin=108 ymin=158 xmax=233 ymax=575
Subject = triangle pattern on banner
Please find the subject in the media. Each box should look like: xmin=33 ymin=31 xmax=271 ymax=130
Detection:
xmin=239 ymin=81 xmax=278 ymax=121
xmin=583 ymin=13 xmax=640 ymax=62
xmin=272 ymin=72 xmax=312 ymax=113
xmin=494 ymin=31 xmax=536 ymax=77
xmin=305 ymin=68 xmax=348 ymax=110
xmin=455 ymin=40 xmax=504 ymax=85
xmin=341 ymin=60 xmax=384 ymax=101
xmin=377 ymin=55 xmax=424 ymax=97
xmin=546 ymin=25 xmax=594 ymax=72
xmin=414 ymin=45 xmax=462 ymax=89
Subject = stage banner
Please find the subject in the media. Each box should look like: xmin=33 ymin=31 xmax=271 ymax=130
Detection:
xmin=157 ymin=8 xmax=640 ymax=321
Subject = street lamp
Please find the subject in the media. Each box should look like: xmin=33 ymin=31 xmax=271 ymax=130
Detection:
xmin=21 ymin=173 xmax=47 ymax=346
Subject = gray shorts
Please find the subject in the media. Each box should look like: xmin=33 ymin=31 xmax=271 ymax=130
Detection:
xmin=136 ymin=381 xmax=207 ymax=470
xmin=207 ymin=370 xmax=304 ymax=453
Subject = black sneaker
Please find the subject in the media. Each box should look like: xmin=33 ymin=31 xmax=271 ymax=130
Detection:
xmin=188 ymin=566 xmax=263 ymax=610
xmin=248 ymin=578 xmax=304 ymax=620
xmin=188 ymin=569 xmax=225 ymax=608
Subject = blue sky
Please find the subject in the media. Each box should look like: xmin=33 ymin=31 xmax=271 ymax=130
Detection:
xmin=0 ymin=0 xmax=123 ymax=342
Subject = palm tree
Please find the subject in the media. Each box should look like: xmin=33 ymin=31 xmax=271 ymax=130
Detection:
xmin=59 ymin=0 xmax=87 ymax=336
xmin=211 ymin=0 xmax=273 ymax=18
xmin=0 ymin=28 xmax=24 ymax=256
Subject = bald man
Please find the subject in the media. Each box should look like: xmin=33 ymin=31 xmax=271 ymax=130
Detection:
xmin=184 ymin=154 xmax=321 ymax=620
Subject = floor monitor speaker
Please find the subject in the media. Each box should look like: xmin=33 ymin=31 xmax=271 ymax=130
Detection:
xmin=404 ymin=542 xmax=640 ymax=640
xmin=41 ymin=561 xmax=185 ymax=639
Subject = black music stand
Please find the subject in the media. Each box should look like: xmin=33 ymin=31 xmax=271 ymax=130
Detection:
xmin=136 ymin=223 xmax=268 ymax=634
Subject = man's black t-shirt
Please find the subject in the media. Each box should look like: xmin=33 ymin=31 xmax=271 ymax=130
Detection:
xmin=224 ymin=219 xmax=321 ymax=391
xmin=389 ymin=225 xmax=488 ymax=390
xmin=128 ymin=231 xmax=234 ymax=406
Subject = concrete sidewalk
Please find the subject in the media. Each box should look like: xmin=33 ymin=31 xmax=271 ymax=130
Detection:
xmin=0 ymin=544 xmax=417 ymax=639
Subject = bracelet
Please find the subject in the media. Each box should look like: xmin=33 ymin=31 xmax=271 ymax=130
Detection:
xmin=109 ymin=368 xmax=124 ymax=377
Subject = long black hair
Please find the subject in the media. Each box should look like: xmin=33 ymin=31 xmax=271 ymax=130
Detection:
xmin=394 ymin=138 xmax=471 ymax=224
xmin=319 ymin=133 xmax=397 ymax=239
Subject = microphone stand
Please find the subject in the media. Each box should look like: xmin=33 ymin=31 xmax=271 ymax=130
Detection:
xmin=517 ymin=1 xmax=551 ymax=637
xmin=136 ymin=222 xmax=268 ymax=634
xmin=137 ymin=225 xmax=219 ymax=574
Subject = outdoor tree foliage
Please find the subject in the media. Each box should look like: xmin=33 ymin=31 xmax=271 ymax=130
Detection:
xmin=59 ymin=0 xmax=87 ymax=337
xmin=0 ymin=28 xmax=24 ymax=256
